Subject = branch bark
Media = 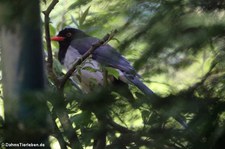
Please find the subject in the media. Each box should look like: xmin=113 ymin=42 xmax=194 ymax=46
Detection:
xmin=43 ymin=0 xmax=59 ymax=84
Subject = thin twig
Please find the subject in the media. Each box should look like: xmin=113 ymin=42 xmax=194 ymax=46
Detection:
xmin=43 ymin=0 xmax=59 ymax=16
xmin=43 ymin=0 xmax=59 ymax=84
xmin=107 ymin=118 xmax=133 ymax=134
xmin=58 ymin=29 xmax=118 ymax=89
xmin=102 ymin=67 xmax=108 ymax=87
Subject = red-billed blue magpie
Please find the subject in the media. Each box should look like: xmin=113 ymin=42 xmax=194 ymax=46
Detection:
xmin=51 ymin=27 xmax=189 ymax=129
xmin=51 ymin=27 xmax=154 ymax=95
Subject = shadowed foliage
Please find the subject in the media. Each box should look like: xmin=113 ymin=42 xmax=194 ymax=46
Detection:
xmin=1 ymin=0 xmax=225 ymax=148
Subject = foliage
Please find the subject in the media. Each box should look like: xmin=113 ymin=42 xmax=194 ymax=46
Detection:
xmin=39 ymin=0 xmax=225 ymax=149
xmin=1 ymin=0 xmax=225 ymax=149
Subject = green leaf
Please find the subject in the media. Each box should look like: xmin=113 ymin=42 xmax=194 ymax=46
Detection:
xmin=49 ymin=24 xmax=56 ymax=36
xmin=68 ymin=2 xmax=78 ymax=10
xmin=105 ymin=67 xmax=120 ymax=79
xmin=111 ymin=37 xmax=121 ymax=44
xmin=70 ymin=111 xmax=92 ymax=126
xmin=82 ymin=66 xmax=98 ymax=72
xmin=53 ymin=59 xmax=63 ymax=74
xmin=71 ymin=15 xmax=79 ymax=28
xmin=79 ymin=6 xmax=91 ymax=26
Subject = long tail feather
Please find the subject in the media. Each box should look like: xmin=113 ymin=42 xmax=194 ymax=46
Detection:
xmin=127 ymin=75 xmax=188 ymax=129
xmin=128 ymin=76 xmax=154 ymax=95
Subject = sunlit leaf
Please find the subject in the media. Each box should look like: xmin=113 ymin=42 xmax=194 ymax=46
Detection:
xmin=79 ymin=6 xmax=91 ymax=26
xmin=71 ymin=15 xmax=79 ymax=28
xmin=82 ymin=66 xmax=98 ymax=73
xmin=105 ymin=67 xmax=120 ymax=79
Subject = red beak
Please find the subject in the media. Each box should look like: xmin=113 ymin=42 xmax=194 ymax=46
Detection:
xmin=51 ymin=36 xmax=65 ymax=41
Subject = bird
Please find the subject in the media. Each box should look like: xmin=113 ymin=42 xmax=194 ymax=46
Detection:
xmin=51 ymin=27 xmax=154 ymax=95
xmin=51 ymin=27 xmax=188 ymax=129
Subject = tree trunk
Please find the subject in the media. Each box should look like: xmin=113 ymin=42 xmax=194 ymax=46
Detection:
xmin=0 ymin=0 xmax=50 ymax=147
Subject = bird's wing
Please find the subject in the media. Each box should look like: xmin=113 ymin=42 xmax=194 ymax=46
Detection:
xmin=70 ymin=37 xmax=155 ymax=96
xmin=70 ymin=37 xmax=137 ymax=75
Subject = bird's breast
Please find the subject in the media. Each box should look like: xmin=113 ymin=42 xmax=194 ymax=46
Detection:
xmin=63 ymin=46 xmax=128 ymax=93
xmin=64 ymin=46 xmax=104 ymax=93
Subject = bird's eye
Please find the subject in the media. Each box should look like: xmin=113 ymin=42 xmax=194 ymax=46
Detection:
xmin=66 ymin=32 xmax=72 ymax=37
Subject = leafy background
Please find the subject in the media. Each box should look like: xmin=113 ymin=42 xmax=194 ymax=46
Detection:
xmin=1 ymin=0 xmax=225 ymax=148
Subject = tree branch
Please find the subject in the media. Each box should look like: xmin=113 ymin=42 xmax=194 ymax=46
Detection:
xmin=58 ymin=29 xmax=118 ymax=89
xmin=107 ymin=119 xmax=133 ymax=134
xmin=93 ymin=121 xmax=107 ymax=149
xmin=55 ymin=108 xmax=83 ymax=149
xmin=43 ymin=0 xmax=59 ymax=16
xmin=43 ymin=0 xmax=59 ymax=84
xmin=43 ymin=1 xmax=83 ymax=149
xmin=50 ymin=109 xmax=67 ymax=149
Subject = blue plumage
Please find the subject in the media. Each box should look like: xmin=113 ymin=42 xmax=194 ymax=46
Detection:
xmin=52 ymin=27 xmax=188 ymax=129
xmin=67 ymin=29 xmax=154 ymax=95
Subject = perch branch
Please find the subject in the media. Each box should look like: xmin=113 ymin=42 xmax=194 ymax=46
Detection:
xmin=58 ymin=29 xmax=118 ymax=89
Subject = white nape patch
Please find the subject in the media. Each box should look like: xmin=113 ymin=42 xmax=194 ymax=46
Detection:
xmin=64 ymin=46 xmax=104 ymax=93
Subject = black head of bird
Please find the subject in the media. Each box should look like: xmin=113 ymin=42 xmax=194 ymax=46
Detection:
xmin=51 ymin=28 xmax=89 ymax=63
xmin=51 ymin=27 xmax=88 ymax=43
